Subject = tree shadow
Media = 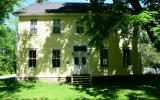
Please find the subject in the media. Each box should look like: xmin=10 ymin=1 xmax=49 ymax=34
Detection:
xmin=71 ymin=78 xmax=160 ymax=100
xmin=0 ymin=79 xmax=36 ymax=99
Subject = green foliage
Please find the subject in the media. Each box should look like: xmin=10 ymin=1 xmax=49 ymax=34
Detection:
xmin=82 ymin=0 xmax=160 ymax=51
xmin=151 ymin=25 xmax=160 ymax=43
xmin=0 ymin=25 xmax=16 ymax=75
xmin=0 ymin=0 xmax=21 ymax=23
xmin=141 ymin=44 xmax=160 ymax=67
xmin=36 ymin=0 xmax=48 ymax=3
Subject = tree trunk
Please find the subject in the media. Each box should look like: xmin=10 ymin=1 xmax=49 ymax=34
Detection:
xmin=129 ymin=0 xmax=160 ymax=51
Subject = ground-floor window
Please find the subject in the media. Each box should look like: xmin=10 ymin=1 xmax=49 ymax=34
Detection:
xmin=28 ymin=49 xmax=36 ymax=67
xmin=100 ymin=48 xmax=108 ymax=67
xmin=52 ymin=50 xmax=61 ymax=67
xmin=123 ymin=48 xmax=131 ymax=67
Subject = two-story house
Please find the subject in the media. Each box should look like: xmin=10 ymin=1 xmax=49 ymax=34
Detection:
xmin=14 ymin=2 xmax=142 ymax=84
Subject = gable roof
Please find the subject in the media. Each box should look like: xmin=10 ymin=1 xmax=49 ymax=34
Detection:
xmin=14 ymin=2 xmax=112 ymax=16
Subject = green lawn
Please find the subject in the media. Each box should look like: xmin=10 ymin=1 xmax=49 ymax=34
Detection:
xmin=0 ymin=81 xmax=160 ymax=100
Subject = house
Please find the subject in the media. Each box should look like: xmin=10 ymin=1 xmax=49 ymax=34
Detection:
xmin=14 ymin=2 xmax=142 ymax=83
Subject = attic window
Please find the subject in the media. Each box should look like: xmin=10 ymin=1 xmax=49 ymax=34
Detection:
xmin=30 ymin=19 xmax=37 ymax=34
xmin=53 ymin=19 xmax=61 ymax=33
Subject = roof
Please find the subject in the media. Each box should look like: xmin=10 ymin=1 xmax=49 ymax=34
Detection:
xmin=14 ymin=2 xmax=112 ymax=16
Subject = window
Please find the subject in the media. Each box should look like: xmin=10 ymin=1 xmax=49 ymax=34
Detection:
xmin=30 ymin=19 xmax=37 ymax=34
xmin=100 ymin=48 xmax=108 ymax=67
xmin=53 ymin=19 xmax=61 ymax=33
xmin=52 ymin=50 xmax=61 ymax=67
xmin=123 ymin=48 xmax=131 ymax=67
xmin=82 ymin=57 xmax=86 ymax=65
xmin=74 ymin=46 xmax=87 ymax=51
xmin=74 ymin=57 xmax=79 ymax=65
xmin=76 ymin=21 xmax=84 ymax=34
xmin=28 ymin=49 xmax=36 ymax=67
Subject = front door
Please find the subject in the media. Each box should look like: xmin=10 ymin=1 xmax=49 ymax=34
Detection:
xmin=73 ymin=46 xmax=88 ymax=74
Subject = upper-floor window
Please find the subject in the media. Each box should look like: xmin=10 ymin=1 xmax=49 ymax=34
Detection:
xmin=28 ymin=49 xmax=36 ymax=67
xmin=52 ymin=50 xmax=61 ymax=67
xmin=53 ymin=19 xmax=61 ymax=33
xmin=123 ymin=48 xmax=131 ymax=67
xmin=30 ymin=19 xmax=37 ymax=34
xmin=100 ymin=48 xmax=108 ymax=67
xmin=73 ymin=46 xmax=87 ymax=51
xmin=76 ymin=21 xmax=84 ymax=34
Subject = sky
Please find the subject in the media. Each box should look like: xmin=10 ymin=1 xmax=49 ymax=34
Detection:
xmin=6 ymin=0 xmax=113 ymax=30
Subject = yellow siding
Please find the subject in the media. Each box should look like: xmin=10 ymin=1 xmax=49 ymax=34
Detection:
xmin=17 ymin=14 xmax=142 ymax=80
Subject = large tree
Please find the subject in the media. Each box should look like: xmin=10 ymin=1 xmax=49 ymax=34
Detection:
xmin=0 ymin=0 xmax=19 ymax=74
xmin=83 ymin=0 xmax=160 ymax=50
xmin=0 ymin=25 xmax=16 ymax=75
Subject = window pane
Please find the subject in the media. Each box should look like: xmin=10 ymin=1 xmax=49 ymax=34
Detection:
xmin=32 ymin=59 xmax=36 ymax=67
xmin=74 ymin=46 xmax=80 ymax=51
xmin=100 ymin=48 xmax=108 ymax=67
xmin=53 ymin=19 xmax=61 ymax=33
xmin=31 ymin=19 xmax=37 ymax=25
xmin=74 ymin=46 xmax=87 ymax=51
xmin=52 ymin=59 xmax=60 ymax=67
xmin=30 ymin=19 xmax=37 ymax=34
xmin=80 ymin=46 xmax=87 ymax=51
xmin=77 ymin=27 xmax=84 ymax=34
xmin=29 ymin=49 xmax=36 ymax=67
xmin=82 ymin=57 xmax=86 ymax=65
xmin=76 ymin=21 xmax=84 ymax=34
xmin=123 ymin=48 xmax=131 ymax=67
xmin=29 ymin=50 xmax=36 ymax=58
xmin=52 ymin=50 xmax=60 ymax=67
xmin=52 ymin=50 xmax=60 ymax=58
xmin=74 ymin=57 xmax=79 ymax=65
xmin=29 ymin=59 xmax=33 ymax=67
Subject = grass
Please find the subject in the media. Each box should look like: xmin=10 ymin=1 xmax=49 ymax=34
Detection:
xmin=0 ymin=80 xmax=160 ymax=100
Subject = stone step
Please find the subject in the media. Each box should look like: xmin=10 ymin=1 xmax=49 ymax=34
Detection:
xmin=72 ymin=74 xmax=92 ymax=84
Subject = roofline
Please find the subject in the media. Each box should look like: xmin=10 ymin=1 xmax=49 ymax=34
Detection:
xmin=17 ymin=13 xmax=87 ymax=17
xmin=13 ymin=2 xmax=113 ymax=16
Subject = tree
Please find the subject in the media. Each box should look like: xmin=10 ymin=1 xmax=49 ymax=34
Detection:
xmin=0 ymin=0 xmax=19 ymax=74
xmin=0 ymin=0 xmax=20 ymax=23
xmin=36 ymin=0 xmax=48 ymax=3
xmin=0 ymin=25 xmax=16 ymax=75
xmin=83 ymin=0 xmax=160 ymax=50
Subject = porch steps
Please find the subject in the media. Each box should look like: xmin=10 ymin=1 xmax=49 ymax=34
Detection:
xmin=71 ymin=74 xmax=92 ymax=84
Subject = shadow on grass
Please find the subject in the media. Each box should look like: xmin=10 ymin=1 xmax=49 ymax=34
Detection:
xmin=0 ymin=78 xmax=36 ymax=99
xmin=72 ymin=78 xmax=160 ymax=100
